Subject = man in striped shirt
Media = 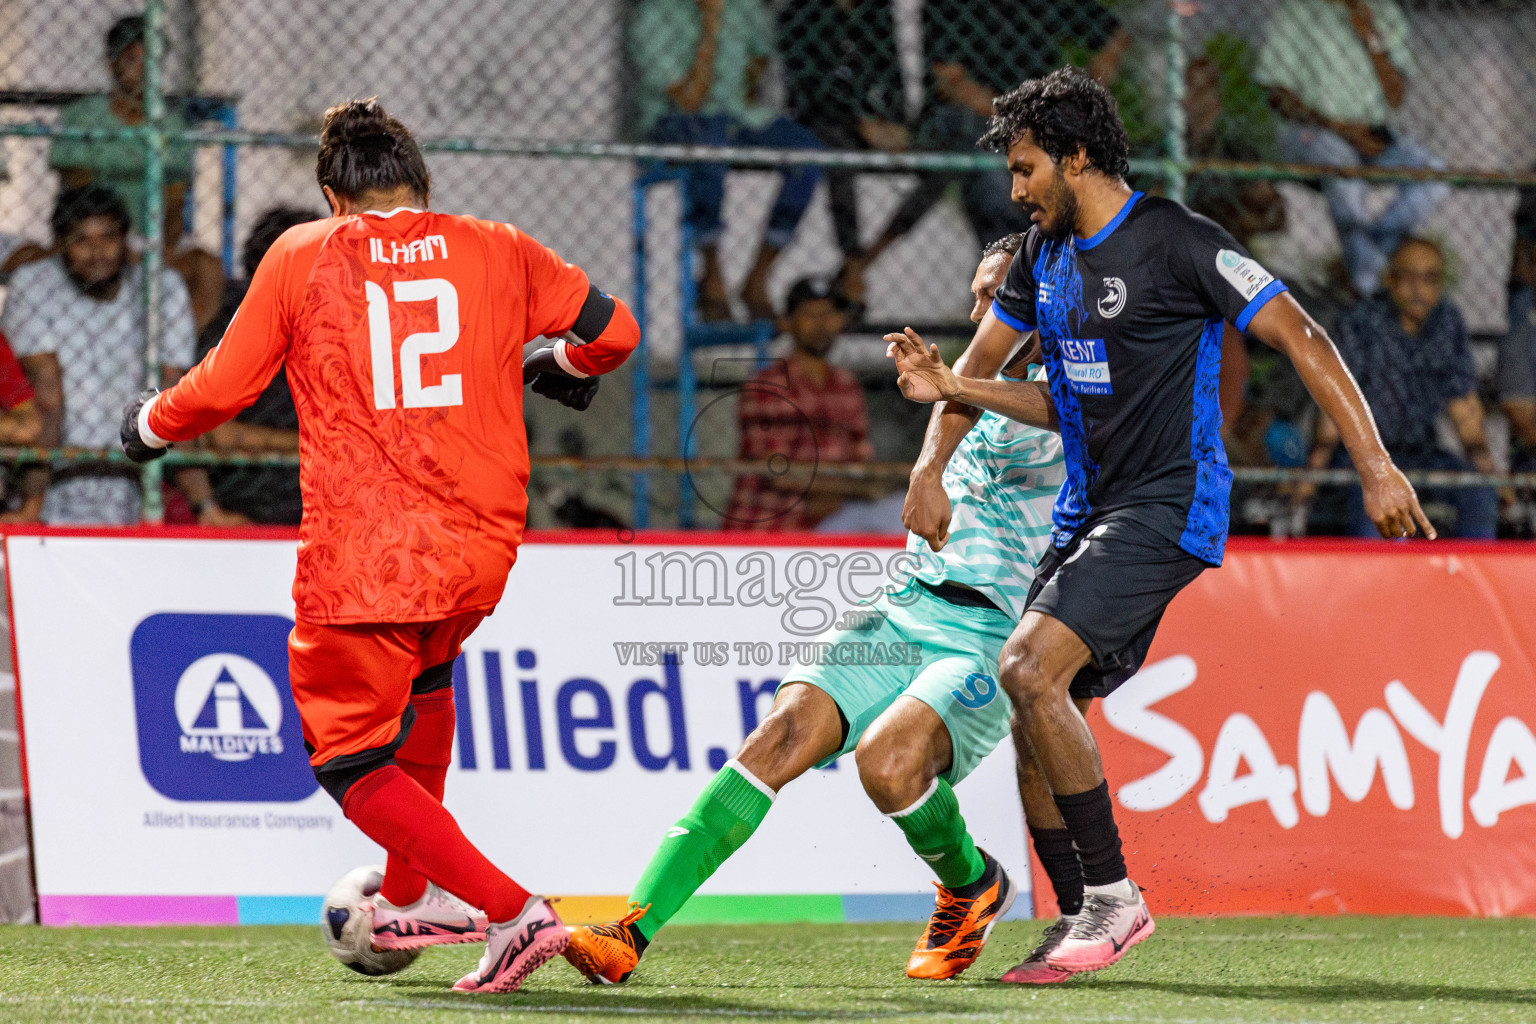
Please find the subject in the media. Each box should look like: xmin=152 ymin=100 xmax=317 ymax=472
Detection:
xmin=563 ymin=236 xmax=1065 ymax=986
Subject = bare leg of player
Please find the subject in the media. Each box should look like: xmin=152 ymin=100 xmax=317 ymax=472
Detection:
xmin=736 ymin=683 xmax=848 ymax=791
xmin=855 ymin=698 xmax=954 ymax=814
xmin=857 ymin=698 xmax=1016 ymax=980
xmin=1000 ymin=614 xmax=1153 ymax=972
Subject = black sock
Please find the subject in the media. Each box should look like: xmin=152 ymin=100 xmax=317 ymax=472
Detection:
xmin=950 ymin=850 xmax=997 ymax=900
xmin=1052 ymin=781 xmax=1126 ymax=888
xmin=626 ymin=922 xmax=650 ymax=956
xmin=1027 ymin=825 xmax=1084 ymax=916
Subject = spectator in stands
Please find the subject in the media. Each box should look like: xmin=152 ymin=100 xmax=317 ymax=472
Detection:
xmin=726 ymin=278 xmax=882 ymax=530
xmin=1301 ymin=237 xmax=1497 ymax=538
xmin=0 ymin=186 xmax=236 ymax=525
xmin=628 ymin=0 xmax=824 ymax=322
xmin=829 ymin=2 xmax=1130 ymax=308
xmin=1505 ymin=173 xmax=1536 ymax=346
xmin=0 ymin=152 xmax=47 ymax=279
xmin=1184 ymin=43 xmax=1286 ymax=248
xmin=1256 ymin=0 xmax=1448 ymax=297
xmin=193 ymin=207 xmax=314 ymax=525
xmin=1498 ymin=199 xmax=1536 ymax=471
xmin=777 ymin=0 xmax=907 ymax=318
xmin=49 ymin=15 xmax=225 ymax=333
xmin=0 ymin=333 xmax=41 ymax=448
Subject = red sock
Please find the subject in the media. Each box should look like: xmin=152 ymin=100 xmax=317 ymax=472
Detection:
xmin=344 ymin=764 xmax=529 ymax=922
xmin=380 ymin=690 xmax=455 ymax=906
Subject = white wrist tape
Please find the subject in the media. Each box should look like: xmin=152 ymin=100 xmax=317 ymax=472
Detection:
xmin=552 ymin=338 xmax=589 ymax=379
xmin=137 ymin=394 xmax=171 ymax=449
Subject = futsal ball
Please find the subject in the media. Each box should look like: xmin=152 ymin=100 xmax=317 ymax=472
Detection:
xmin=320 ymin=864 xmax=421 ymax=976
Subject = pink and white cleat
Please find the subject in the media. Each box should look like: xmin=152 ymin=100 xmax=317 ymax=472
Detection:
xmin=998 ymin=915 xmax=1079 ymax=984
xmin=453 ymin=896 xmax=568 ymax=994
xmin=368 ymin=882 xmax=488 ymax=951
xmin=1045 ymin=880 xmax=1154 ymax=972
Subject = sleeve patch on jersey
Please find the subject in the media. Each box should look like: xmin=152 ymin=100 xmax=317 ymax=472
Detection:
xmin=1216 ymin=249 xmax=1276 ymax=302
xmin=1060 ymin=337 xmax=1112 ymax=395
xmin=1235 ymin=279 xmax=1289 ymax=333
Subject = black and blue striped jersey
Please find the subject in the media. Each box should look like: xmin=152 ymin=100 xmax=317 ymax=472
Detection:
xmin=992 ymin=192 xmax=1288 ymax=565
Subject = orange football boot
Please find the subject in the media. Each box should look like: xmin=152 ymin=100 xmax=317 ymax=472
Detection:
xmin=563 ymin=903 xmax=650 ymax=984
xmin=906 ymin=851 xmax=1016 ymax=980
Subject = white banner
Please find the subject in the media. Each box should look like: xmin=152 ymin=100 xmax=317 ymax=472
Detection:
xmin=8 ymin=534 xmax=1029 ymax=925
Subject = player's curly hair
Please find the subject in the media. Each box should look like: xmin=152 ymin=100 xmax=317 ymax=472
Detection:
xmin=316 ymin=98 xmax=430 ymax=202
xmin=978 ymin=67 xmax=1130 ymax=180
xmin=982 ymin=233 xmax=1025 ymax=261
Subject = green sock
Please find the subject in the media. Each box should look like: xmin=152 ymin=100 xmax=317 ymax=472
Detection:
xmin=629 ymin=760 xmax=774 ymax=941
xmin=890 ymin=778 xmax=985 ymax=890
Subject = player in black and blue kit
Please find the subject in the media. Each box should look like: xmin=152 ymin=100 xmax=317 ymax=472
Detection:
xmin=890 ymin=69 xmax=1432 ymax=981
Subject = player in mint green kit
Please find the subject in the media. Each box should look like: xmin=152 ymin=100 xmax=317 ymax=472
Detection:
xmin=565 ymin=237 xmax=1065 ymax=985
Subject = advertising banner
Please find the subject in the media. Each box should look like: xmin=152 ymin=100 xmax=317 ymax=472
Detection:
xmin=7 ymin=531 xmax=1030 ymax=927
xmin=1033 ymin=542 xmax=1536 ymax=919
xmin=15 ymin=532 xmax=1533 ymax=926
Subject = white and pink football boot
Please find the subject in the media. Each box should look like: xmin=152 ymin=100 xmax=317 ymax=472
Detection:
xmin=453 ymin=895 xmax=568 ymax=994
xmin=999 ymin=915 xmax=1080 ymax=984
xmin=368 ymin=882 xmax=489 ymax=951
xmin=1045 ymin=880 xmax=1154 ymax=972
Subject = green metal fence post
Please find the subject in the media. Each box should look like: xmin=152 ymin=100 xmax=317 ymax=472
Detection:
xmin=140 ymin=0 xmax=168 ymax=523
xmin=1164 ymin=0 xmax=1188 ymax=204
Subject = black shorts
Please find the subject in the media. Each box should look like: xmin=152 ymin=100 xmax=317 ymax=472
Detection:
xmin=1026 ymin=510 xmax=1211 ymax=700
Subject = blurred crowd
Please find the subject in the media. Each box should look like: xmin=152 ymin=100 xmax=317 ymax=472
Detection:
xmin=1 ymin=5 xmax=1533 ymax=538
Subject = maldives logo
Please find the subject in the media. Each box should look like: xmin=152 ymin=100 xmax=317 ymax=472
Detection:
xmin=130 ymin=613 xmax=317 ymax=802
xmin=174 ymin=653 xmax=285 ymax=761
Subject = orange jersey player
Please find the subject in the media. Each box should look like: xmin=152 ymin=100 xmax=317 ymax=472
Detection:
xmin=120 ymin=99 xmax=639 ymax=994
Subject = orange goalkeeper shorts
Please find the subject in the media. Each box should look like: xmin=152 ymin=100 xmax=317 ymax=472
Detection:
xmin=287 ymin=610 xmax=487 ymax=766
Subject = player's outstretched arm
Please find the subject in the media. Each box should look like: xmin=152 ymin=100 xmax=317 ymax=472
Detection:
xmin=1246 ymin=292 xmax=1435 ymax=539
xmin=894 ymin=311 xmax=1025 ymax=549
xmin=124 ymin=252 xmax=292 ymax=458
xmin=888 ymin=326 xmax=1058 ymax=432
xmin=123 ymin=332 xmax=287 ymax=461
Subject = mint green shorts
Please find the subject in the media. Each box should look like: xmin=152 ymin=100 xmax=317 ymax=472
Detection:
xmin=778 ymin=581 xmax=1016 ymax=785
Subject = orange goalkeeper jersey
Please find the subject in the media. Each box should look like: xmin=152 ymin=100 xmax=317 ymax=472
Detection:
xmin=150 ymin=209 xmax=614 ymax=624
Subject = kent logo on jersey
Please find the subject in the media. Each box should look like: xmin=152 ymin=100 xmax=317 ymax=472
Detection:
xmin=1059 ymin=338 xmax=1111 ymax=395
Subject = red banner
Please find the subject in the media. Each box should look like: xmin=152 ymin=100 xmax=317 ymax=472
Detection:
xmin=1033 ymin=540 xmax=1536 ymax=918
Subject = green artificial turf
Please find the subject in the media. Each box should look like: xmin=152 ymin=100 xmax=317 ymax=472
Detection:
xmin=0 ymin=916 xmax=1532 ymax=1023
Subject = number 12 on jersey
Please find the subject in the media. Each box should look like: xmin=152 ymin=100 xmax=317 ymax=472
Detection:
xmin=365 ymin=278 xmax=462 ymax=410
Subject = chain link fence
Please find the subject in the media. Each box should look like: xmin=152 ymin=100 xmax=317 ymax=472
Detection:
xmin=0 ymin=0 xmax=1534 ymax=538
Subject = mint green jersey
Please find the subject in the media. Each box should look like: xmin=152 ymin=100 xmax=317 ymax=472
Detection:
xmin=907 ymin=369 xmax=1065 ymax=620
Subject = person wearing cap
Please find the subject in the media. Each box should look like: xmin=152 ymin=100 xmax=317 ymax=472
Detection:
xmin=724 ymin=278 xmax=883 ymax=530
xmin=49 ymin=14 xmax=224 ymax=333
